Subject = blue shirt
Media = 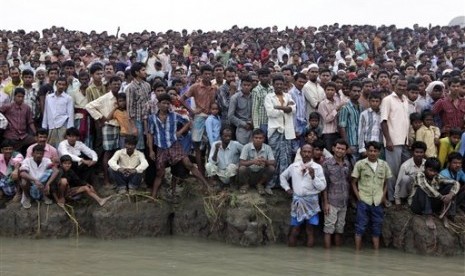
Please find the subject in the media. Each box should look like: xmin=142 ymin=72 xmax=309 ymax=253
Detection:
xmin=338 ymin=101 xmax=362 ymax=147
xmin=148 ymin=111 xmax=188 ymax=149
xmin=440 ymin=168 xmax=465 ymax=184
xmin=205 ymin=114 xmax=221 ymax=147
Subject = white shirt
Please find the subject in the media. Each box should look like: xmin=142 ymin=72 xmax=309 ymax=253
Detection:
xmin=280 ymin=161 xmax=326 ymax=196
xmin=58 ymin=140 xmax=98 ymax=164
xmin=208 ymin=140 xmax=243 ymax=170
xmin=20 ymin=157 xmax=52 ymax=180
xmin=85 ymin=92 xmax=119 ymax=126
xmin=264 ymin=93 xmax=296 ymax=139
xmin=108 ymin=148 xmax=149 ymax=174
xmin=302 ymin=80 xmax=326 ymax=116
xmin=42 ymin=92 xmax=74 ymax=129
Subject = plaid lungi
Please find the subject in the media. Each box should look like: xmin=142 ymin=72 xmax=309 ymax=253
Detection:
xmin=0 ymin=176 xmax=16 ymax=196
xmin=102 ymin=124 xmax=120 ymax=151
xmin=155 ymin=141 xmax=186 ymax=170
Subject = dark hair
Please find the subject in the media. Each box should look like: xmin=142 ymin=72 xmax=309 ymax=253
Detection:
xmin=294 ymin=72 xmax=307 ymax=81
xmin=448 ymin=152 xmax=463 ymax=164
xmin=130 ymin=62 xmax=145 ymax=77
xmin=272 ymin=74 xmax=285 ymax=83
xmin=349 ymin=81 xmax=362 ymax=90
xmin=365 ymin=141 xmax=382 ymax=151
xmin=0 ymin=139 xmax=15 ymax=149
xmin=325 ymin=81 xmax=337 ymax=90
xmin=65 ymin=127 xmax=80 ymax=137
xmin=117 ymin=93 xmax=126 ymax=100
xmin=224 ymin=66 xmax=236 ymax=74
xmin=308 ymin=111 xmax=320 ymax=120
xmin=411 ymin=141 xmax=427 ymax=152
xmin=124 ymin=135 xmax=138 ymax=146
xmin=409 ymin=112 xmax=422 ymax=122
xmin=21 ymin=69 xmax=34 ymax=77
xmin=36 ymin=128 xmax=48 ymax=136
xmin=257 ymin=67 xmax=271 ymax=76
xmin=200 ymin=64 xmax=213 ymax=74
xmin=14 ymin=87 xmax=25 ymax=96
xmin=407 ymin=83 xmax=419 ymax=91
xmin=281 ymin=66 xmax=294 ymax=75
xmin=60 ymin=154 xmax=73 ymax=163
xmin=220 ymin=126 xmax=233 ymax=135
xmin=32 ymin=144 xmax=45 ymax=153
xmin=108 ymin=76 xmax=121 ymax=84
xmin=319 ymin=68 xmax=331 ymax=75
xmin=421 ymin=110 xmax=433 ymax=120
xmin=450 ymin=77 xmax=461 ymax=86
xmin=89 ymin=63 xmax=104 ymax=75
xmin=450 ymin=128 xmax=462 ymax=137
xmin=241 ymin=75 xmax=253 ymax=83
xmin=157 ymin=92 xmax=172 ymax=102
xmin=55 ymin=76 xmax=67 ymax=84
xmin=252 ymin=128 xmax=265 ymax=137
xmin=377 ymin=70 xmax=389 ymax=79
xmin=62 ymin=60 xmax=75 ymax=68
xmin=333 ymin=139 xmax=348 ymax=149
xmin=425 ymin=157 xmax=441 ymax=172
xmin=368 ymin=93 xmax=382 ymax=100
xmin=312 ymin=140 xmax=326 ymax=150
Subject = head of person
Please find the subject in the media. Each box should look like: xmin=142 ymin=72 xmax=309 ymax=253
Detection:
xmin=324 ymin=81 xmax=337 ymax=100
xmin=55 ymin=76 xmax=68 ymax=92
xmin=332 ymin=139 xmax=348 ymax=160
xmin=224 ymin=66 xmax=236 ymax=85
xmin=349 ymin=81 xmax=362 ymax=101
xmin=421 ymin=110 xmax=434 ymax=127
xmin=312 ymin=140 xmax=326 ymax=161
xmin=47 ymin=67 xmax=59 ymax=82
xmin=117 ymin=93 xmax=127 ymax=109
xmin=32 ymin=144 xmax=45 ymax=163
xmin=35 ymin=128 xmax=49 ymax=146
xmin=0 ymin=139 xmax=15 ymax=159
xmin=394 ymin=76 xmax=408 ymax=96
xmin=406 ymin=83 xmax=419 ymax=102
xmin=308 ymin=112 xmax=320 ymax=128
xmin=241 ymin=75 xmax=253 ymax=94
xmin=300 ymin=144 xmax=314 ymax=163
xmin=156 ymin=92 xmax=172 ymax=112
xmin=21 ymin=69 xmax=34 ymax=86
xmin=362 ymin=78 xmax=374 ymax=94
xmin=13 ymin=87 xmax=25 ymax=105
xmin=89 ymin=63 xmax=104 ymax=83
xmin=365 ymin=141 xmax=382 ymax=162
xmin=257 ymin=67 xmax=271 ymax=86
xmin=65 ymin=127 xmax=81 ymax=146
xmin=294 ymin=72 xmax=307 ymax=90
xmin=447 ymin=152 xmax=463 ymax=173
xmin=210 ymin=102 xmax=219 ymax=116
xmin=124 ymin=135 xmax=138 ymax=155
xmin=307 ymin=64 xmax=319 ymax=82
xmin=62 ymin=60 xmax=75 ymax=77
xmin=108 ymin=76 xmax=122 ymax=93
xmin=220 ymin=126 xmax=233 ymax=145
xmin=319 ymin=68 xmax=332 ymax=85
xmin=424 ymin=157 xmax=441 ymax=180
xmin=60 ymin=154 xmax=73 ymax=172
xmin=449 ymin=77 xmax=461 ymax=96
xmin=449 ymin=128 xmax=462 ymax=146
xmin=252 ymin=128 xmax=266 ymax=148
xmin=199 ymin=64 xmax=213 ymax=83
xmin=368 ymin=93 xmax=381 ymax=111
xmin=409 ymin=112 xmax=423 ymax=131
xmin=304 ymin=129 xmax=319 ymax=145
xmin=130 ymin=62 xmax=147 ymax=80
xmin=272 ymin=74 xmax=285 ymax=93
xmin=411 ymin=141 xmax=427 ymax=163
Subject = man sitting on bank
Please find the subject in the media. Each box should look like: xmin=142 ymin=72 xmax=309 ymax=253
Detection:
xmin=206 ymin=126 xmax=243 ymax=190
xmin=108 ymin=135 xmax=149 ymax=195
xmin=237 ymin=128 xmax=275 ymax=195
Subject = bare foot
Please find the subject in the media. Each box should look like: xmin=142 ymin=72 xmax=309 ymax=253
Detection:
xmin=425 ymin=215 xmax=436 ymax=230
xmin=99 ymin=196 xmax=112 ymax=206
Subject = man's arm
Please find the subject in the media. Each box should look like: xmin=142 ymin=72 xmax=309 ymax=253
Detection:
xmin=381 ymin=120 xmax=393 ymax=151
xmin=67 ymin=96 xmax=75 ymax=128
xmin=279 ymin=166 xmax=292 ymax=193
xmin=351 ymin=177 xmax=360 ymax=201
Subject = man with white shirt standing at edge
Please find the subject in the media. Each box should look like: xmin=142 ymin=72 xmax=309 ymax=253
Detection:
xmin=303 ymin=64 xmax=325 ymax=117
xmin=280 ymin=144 xmax=326 ymax=247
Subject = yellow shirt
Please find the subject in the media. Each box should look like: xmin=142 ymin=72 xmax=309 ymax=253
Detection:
xmin=3 ymin=80 xmax=23 ymax=95
xmin=438 ymin=137 xmax=460 ymax=168
xmin=415 ymin=125 xmax=440 ymax=157
xmin=351 ymin=159 xmax=392 ymax=206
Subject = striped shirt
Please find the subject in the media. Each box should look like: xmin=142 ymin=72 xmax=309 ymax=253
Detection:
xmin=125 ymin=79 xmax=151 ymax=122
xmin=358 ymin=108 xmax=382 ymax=153
xmin=289 ymin=85 xmax=307 ymax=134
xmin=251 ymin=83 xmax=274 ymax=128
xmin=409 ymin=172 xmax=460 ymax=205
xmin=148 ymin=111 xmax=188 ymax=149
xmin=338 ymin=101 xmax=362 ymax=147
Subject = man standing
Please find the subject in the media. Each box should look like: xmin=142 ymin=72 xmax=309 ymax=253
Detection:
xmin=289 ymin=73 xmax=308 ymax=151
xmin=252 ymin=67 xmax=274 ymax=137
xmin=216 ymin=66 xmax=237 ymax=126
xmin=125 ymin=62 xmax=150 ymax=150
xmin=280 ymin=144 xmax=326 ymax=247
xmin=303 ymin=64 xmax=325 ymax=117
xmin=381 ymin=77 xmax=410 ymax=203
xmin=339 ymin=81 xmax=363 ymax=161
xmin=228 ymin=76 xmax=253 ymax=145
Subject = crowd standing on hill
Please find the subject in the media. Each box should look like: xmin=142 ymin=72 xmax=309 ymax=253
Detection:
xmin=0 ymin=23 xmax=464 ymax=249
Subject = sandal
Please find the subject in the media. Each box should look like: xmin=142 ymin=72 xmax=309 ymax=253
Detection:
xmin=240 ymin=184 xmax=249 ymax=194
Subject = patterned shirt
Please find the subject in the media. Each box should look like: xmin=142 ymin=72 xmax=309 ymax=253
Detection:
xmin=239 ymin=142 xmax=275 ymax=172
xmin=0 ymin=103 xmax=34 ymax=140
xmin=409 ymin=172 xmax=460 ymax=205
xmin=322 ymin=157 xmax=352 ymax=208
xmin=432 ymin=96 xmax=465 ymax=129
xmin=217 ymin=83 xmax=234 ymax=124
xmin=251 ymin=83 xmax=274 ymax=128
xmin=148 ymin=111 xmax=188 ymax=149
xmin=125 ymin=79 xmax=150 ymax=122
xmin=289 ymin=85 xmax=307 ymax=135
xmin=358 ymin=108 xmax=382 ymax=153
xmin=339 ymin=101 xmax=362 ymax=147
xmin=351 ymin=158 xmax=392 ymax=206
xmin=23 ymin=87 xmax=39 ymax=120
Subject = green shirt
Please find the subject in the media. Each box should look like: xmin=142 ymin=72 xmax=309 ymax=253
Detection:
xmin=351 ymin=158 xmax=392 ymax=206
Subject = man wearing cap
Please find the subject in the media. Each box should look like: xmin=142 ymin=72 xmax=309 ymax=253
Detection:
xmin=303 ymin=64 xmax=325 ymax=117
xmin=209 ymin=40 xmax=219 ymax=56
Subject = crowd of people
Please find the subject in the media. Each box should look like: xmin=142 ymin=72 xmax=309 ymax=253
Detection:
xmin=0 ymin=23 xmax=465 ymax=249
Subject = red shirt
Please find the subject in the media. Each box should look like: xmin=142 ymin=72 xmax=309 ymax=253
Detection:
xmin=432 ymin=96 xmax=465 ymax=129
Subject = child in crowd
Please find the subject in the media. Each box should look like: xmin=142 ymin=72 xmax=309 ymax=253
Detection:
xmin=307 ymin=112 xmax=322 ymax=138
xmin=415 ymin=111 xmax=440 ymax=158
xmin=351 ymin=141 xmax=392 ymax=250
xmin=109 ymin=93 xmax=137 ymax=148
xmin=358 ymin=93 xmax=382 ymax=158
xmin=409 ymin=112 xmax=423 ymax=146
xmin=406 ymin=83 xmax=419 ymax=114
xmin=167 ymin=86 xmax=190 ymax=119
xmin=294 ymin=130 xmax=332 ymax=163
xmin=438 ymin=128 xmax=461 ymax=169
xmin=312 ymin=140 xmax=328 ymax=165
xmin=318 ymin=82 xmax=342 ymax=151
xmin=205 ymin=103 xmax=221 ymax=148
xmin=0 ymin=140 xmax=23 ymax=200
xmin=53 ymin=155 xmax=110 ymax=207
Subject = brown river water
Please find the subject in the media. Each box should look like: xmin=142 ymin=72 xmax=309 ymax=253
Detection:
xmin=0 ymin=236 xmax=463 ymax=275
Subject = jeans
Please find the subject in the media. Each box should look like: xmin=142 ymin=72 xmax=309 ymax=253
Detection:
xmin=109 ymin=169 xmax=143 ymax=189
xmin=355 ymin=201 xmax=384 ymax=237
